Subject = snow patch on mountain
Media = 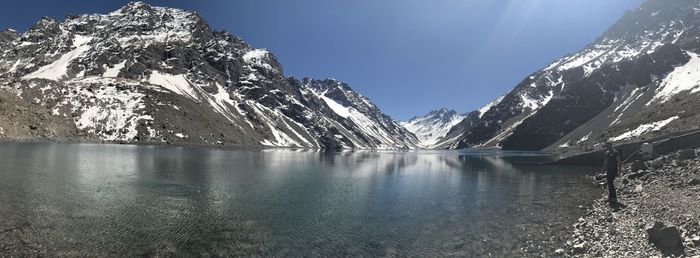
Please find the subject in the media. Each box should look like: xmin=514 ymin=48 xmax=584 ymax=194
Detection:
xmin=22 ymin=35 xmax=93 ymax=80
xmin=147 ymin=71 xmax=199 ymax=100
xmin=103 ymin=61 xmax=126 ymax=77
xmin=401 ymin=109 xmax=466 ymax=148
xmin=243 ymin=49 xmax=274 ymax=71
xmin=650 ymin=51 xmax=700 ymax=104
xmin=60 ymin=78 xmax=153 ymax=142
xmin=609 ymin=116 xmax=679 ymax=142
xmin=320 ymin=95 xmax=351 ymax=118
xmin=611 ymin=87 xmax=645 ymax=125
xmin=243 ymin=49 xmax=269 ymax=63
xmin=478 ymin=96 xmax=504 ymax=118
xmin=577 ymin=132 xmax=592 ymax=144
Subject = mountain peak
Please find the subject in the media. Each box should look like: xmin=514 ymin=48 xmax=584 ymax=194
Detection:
xmin=0 ymin=29 xmax=19 ymax=43
xmin=126 ymin=1 xmax=149 ymax=8
xmin=106 ymin=1 xmax=202 ymax=27
xmin=602 ymin=0 xmax=696 ymax=39
xmin=0 ymin=2 xmax=418 ymax=150
xmin=401 ymin=109 xmax=466 ymax=148
xmin=452 ymin=0 xmax=700 ymax=151
xmin=30 ymin=16 xmax=60 ymax=31
xmin=114 ymin=1 xmax=154 ymax=14
xmin=425 ymin=108 xmax=458 ymax=118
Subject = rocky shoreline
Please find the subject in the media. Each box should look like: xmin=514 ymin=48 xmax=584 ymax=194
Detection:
xmin=564 ymin=148 xmax=700 ymax=257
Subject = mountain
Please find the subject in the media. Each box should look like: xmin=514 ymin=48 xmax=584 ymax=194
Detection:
xmin=428 ymin=110 xmax=481 ymax=149
xmin=422 ymin=96 xmax=504 ymax=149
xmin=0 ymin=2 xmax=418 ymax=149
xmin=437 ymin=0 xmax=700 ymax=152
xmin=400 ymin=108 xmax=466 ymax=148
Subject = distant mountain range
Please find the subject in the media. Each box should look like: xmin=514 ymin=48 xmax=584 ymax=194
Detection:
xmin=399 ymin=108 xmax=466 ymax=148
xmin=0 ymin=2 xmax=417 ymax=149
xmin=412 ymin=0 xmax=700 ymax=152
xmin=2 ymin=0 xmax=699 ymax=152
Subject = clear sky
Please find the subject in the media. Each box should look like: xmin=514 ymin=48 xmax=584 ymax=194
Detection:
xmin=1 ymin=0 xmax=644 ymax=120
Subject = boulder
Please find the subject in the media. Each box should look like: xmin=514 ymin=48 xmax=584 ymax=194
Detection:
xmin=650 ymin=157 xmax=666 ymax=169
xmin=677 ymin=149 xmax=697 ymax=160
xmin=646 ymin=222 xmax=684 ymax=256
xmin=691 ymin=236 xmax=700 ymax=247
xmin=631 ymin=161 xmax=648 ymax=172
xmin=572 ymin=242 xmax=586 ymax=254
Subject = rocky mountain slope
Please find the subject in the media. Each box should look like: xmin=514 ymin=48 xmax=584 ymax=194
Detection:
xmin=427 ymin=97 xmax=503 ymax=149
xmin=399 ymin=108 xmax=467 ymax=148
xmin=425 ymin=0 xmax=700 ymax=151
xmin=0 ymin=2 xmax=418 ymax=149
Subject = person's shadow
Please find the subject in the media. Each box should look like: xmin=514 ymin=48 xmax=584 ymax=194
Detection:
xmin=609 ymin=201 xmax=627 ymax=212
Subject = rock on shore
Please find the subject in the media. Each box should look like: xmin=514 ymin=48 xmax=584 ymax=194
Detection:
xmin=566 ymin=148 xmax=700 ymax=257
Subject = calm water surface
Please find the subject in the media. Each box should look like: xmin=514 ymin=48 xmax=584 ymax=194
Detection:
xmin=0 ymin=143 xmax=600 ymax=256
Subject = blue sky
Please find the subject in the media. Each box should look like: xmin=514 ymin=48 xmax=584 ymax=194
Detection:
xmin=0 ymin=0 xmax=643 ymax=120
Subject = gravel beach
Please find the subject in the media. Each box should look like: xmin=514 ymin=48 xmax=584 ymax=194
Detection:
xmin=566 ymin=148 xmax=700 ymax=257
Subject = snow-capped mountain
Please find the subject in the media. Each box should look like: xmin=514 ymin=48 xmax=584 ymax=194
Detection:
xmin=0 ymin=2 xmax=418 ymax=149
xmin=425 ymin=110 xmax=481 ymax=150
xmin=438 ymin=0 xmax=700 ymax=151
xmin=421 ymin=97 xmax=504 ymax=149
xmin=400 ymin=108 xmax=466 ymax=148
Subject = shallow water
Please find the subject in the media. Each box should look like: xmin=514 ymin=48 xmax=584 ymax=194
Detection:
xmin=0 ymin=143 xmax=600 ymax=256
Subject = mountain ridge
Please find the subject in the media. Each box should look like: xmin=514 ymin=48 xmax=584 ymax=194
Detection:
xmin=0 ymin=2 xmax=418 ymax=149
xmin=413 ymin=0 xmax=700 ymax=152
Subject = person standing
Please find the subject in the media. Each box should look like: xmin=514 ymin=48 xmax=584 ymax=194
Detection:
xmin=602 ymin=142 xmax=621 ymax=203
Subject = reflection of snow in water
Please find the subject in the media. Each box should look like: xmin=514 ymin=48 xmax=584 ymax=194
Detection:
xmin=0 ymin=144 xmax=598 ymax=257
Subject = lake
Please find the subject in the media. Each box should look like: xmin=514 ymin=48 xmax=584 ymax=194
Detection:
xmin=0 ymin=143 xmax=600 ymax=256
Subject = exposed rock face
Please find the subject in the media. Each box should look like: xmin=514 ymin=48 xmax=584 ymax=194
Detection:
xmin=407 ymin=0 xmax=700 ymax=151
xmin=0 ymin=88 xmax=79 ymax=142
xmin=0 ymin=2 xmax=417 ymax=149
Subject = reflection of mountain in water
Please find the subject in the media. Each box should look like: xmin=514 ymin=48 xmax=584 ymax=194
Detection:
xmin=0 ymin=143 xmax=598 ymax=256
